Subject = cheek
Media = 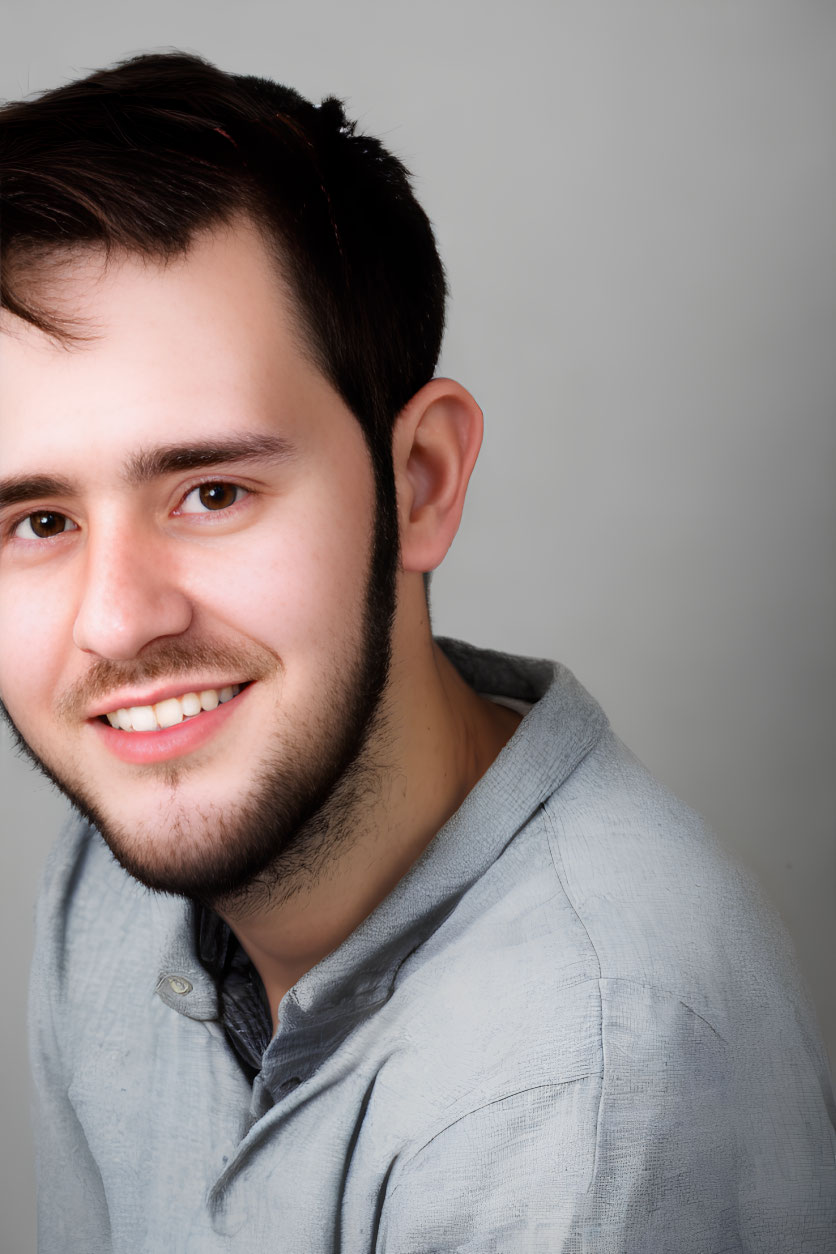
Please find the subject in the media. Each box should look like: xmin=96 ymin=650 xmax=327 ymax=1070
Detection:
xmin=184 ymin=488 xmax=374 ymax=659
xmin=0 ymin=571 xmax=73 ymax=722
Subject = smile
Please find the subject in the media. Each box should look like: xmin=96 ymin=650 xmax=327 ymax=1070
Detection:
xmin=101 ymin=683 xmax=247 ymax=732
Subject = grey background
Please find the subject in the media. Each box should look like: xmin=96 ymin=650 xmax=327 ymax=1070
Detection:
xmin=1 ymin=1 xmax=834 ymax=1249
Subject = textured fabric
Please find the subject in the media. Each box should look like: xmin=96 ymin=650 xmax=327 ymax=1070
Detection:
xmin=29 ymin=638 xmax=836 ymax=1252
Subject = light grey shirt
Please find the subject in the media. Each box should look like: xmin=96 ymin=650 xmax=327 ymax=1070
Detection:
xmin=29 ymin=639 xmax=836 ymax=1252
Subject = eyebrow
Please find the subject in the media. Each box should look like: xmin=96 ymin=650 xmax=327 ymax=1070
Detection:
xmin=123 ymin=434 xmax=297 ymax=485
xmin=0 ymin=474 xmax=76 ymax=511
xmin=0 ymin=434 xmax=296 ymax=510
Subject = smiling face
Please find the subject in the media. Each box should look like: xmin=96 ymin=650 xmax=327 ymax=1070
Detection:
xmin=0 ymin=220 xmax=399 ymax=906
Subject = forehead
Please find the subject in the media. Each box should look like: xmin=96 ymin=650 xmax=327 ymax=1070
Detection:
xmin=0 ymin=221 xmax=336 ymax=475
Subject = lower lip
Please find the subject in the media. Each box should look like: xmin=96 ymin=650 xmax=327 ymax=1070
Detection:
xmin=90 ymin=686 xmax=252 ymax=765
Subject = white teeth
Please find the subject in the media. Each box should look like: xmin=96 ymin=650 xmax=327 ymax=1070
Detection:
xmin=154 ymin=698 xmax=184 ymax=729
xmin=104 ymin=684 xmax=243 ymax=731
xmin=129 ymin=705 xmax=158 ymax=732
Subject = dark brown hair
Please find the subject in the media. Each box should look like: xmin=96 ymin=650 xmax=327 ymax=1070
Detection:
xmin=0 ymin=51 xmax=447 ymax=483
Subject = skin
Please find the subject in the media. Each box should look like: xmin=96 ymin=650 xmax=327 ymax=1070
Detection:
xmin=0 ymin=218 xmax=520 ymax=1028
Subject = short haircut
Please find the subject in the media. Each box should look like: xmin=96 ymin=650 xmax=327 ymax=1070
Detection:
xmin=0 ymin=52 xmax=447 ymax=480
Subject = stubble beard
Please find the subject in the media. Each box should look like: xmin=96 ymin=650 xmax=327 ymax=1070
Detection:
xmin=0 ymin=478 xmax=400 ymax=915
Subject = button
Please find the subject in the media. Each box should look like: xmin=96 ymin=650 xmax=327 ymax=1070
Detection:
xmin=167 ymin=976 xmax=193 ymax=995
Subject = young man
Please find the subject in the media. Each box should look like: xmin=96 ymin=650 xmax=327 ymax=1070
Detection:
xmin=1 ymin=51 xmax=833 ymax=1253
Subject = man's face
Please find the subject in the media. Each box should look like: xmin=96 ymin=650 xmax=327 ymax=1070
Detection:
xmin=0 ymin=221 xmax=397 ymax=905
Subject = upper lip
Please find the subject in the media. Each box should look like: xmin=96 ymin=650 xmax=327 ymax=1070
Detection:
xmin=86 ymin=679 xmax=250 ymax=720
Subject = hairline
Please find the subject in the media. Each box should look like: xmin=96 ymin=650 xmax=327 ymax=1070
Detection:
xmin=0 ymin=211 xmax=330 ymax=384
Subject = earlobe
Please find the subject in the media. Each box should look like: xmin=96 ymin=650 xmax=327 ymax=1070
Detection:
xmin=393 ymin=378 xmax=483 ymax=574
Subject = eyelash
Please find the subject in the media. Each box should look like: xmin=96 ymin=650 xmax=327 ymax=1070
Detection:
xmin=3 ymin=479 xmax=252 ymax=544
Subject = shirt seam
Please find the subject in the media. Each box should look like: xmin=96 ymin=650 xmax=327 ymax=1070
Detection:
xmin=542 ymin=803 xmax=606 ymax=1203
xmin=381 ymin=974 xmax=732 ymax=1226
xmin=383 ymin=1073 xmax=604 ymax=1203
xmin=541 ymin=803 xmax=731 ymax=1230
xmin=542 ymin=804 xmax=729 ymax=1043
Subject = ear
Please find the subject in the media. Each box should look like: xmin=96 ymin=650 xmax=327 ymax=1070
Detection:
xmin=392 ymin=377 xmax=483 ymax=573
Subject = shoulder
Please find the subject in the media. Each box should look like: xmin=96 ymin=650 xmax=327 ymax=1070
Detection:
xmin=385 ymin=716 xmax=833 ymax=1134
xmin=379 ymin=731 xmax=836 ymax=1247
xmin=403 ymin=716 xmax=806 ymax=1047
xmin=541 ymin=726 xmax=817 ymax=1038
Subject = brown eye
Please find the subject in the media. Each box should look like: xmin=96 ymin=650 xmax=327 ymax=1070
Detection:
xmin=177 ymin=481 xmax=246 ymax=516
xmin=179 ymin=482 xmax=246 ymax=514
xmin=21 ymin=511 xmax=72 ymax=539
xmin=198 ymin=482 xmax=239 ymax=510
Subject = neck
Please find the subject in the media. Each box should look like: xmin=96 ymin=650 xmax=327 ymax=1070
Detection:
xmin=213 ymin=590 xmax=520 ymax=1031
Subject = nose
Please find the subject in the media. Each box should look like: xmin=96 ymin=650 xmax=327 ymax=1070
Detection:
xmin=72 ymin=524 xmax=193 ymax=661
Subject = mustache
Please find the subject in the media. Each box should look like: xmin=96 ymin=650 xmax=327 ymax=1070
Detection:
xmin=55 ymin=637 xmax=280 ymax=721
